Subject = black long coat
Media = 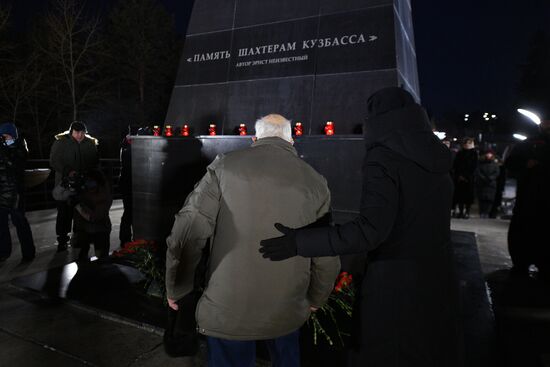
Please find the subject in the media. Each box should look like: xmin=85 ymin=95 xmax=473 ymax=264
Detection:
xmin=475 ymin=159 xmax=499 ymax=202
xmin=453 ymin=149 xmax=478 ymax=205
xmin=295 ymin=88 xmax=460 ymax=367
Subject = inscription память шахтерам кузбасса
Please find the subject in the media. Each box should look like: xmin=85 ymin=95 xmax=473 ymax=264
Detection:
xmin=186 ymin=33 xmax=378 ymax=63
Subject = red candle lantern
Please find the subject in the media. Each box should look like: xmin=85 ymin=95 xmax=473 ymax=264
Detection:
xmin=324 ymin=121 xmax=335 ymax=136
xmin=153 ymin=125 xmax=161 ymax=136
xmin=180 ymin=124 xmax=190 ymax=137
xmin=239 ymin=123 xmax=247 ymax=136
xmin=294 ymin=122 xmax=303 ymax=136
xmin=209 ymin=124 xmax=217 ymax=136
xmin=164 ymin=125 xmax=173 ymax=137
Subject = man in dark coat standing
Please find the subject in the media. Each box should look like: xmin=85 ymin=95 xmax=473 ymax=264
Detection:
xmin=452 ymin=138 xmax=478 ymax=219
xmin=50 ymin=121 xmax=99 ymax=251
xmin=261 ymin=88 xmax=460 ymax=367
xmin=505 ymin=119 xmax=550 ymax=278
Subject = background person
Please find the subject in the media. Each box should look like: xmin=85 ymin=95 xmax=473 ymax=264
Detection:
xmin=50 ymin=121 xmax=98 ymax=252
xmin=72 ymin=169 xmax=113 ymax=262
xmin=506 ymin=119 xmax=550 ymax=277
xmin=118 ymin=129 xmax=132 ymax=247
xmin=475 ymin=149 xmax=500 ymax=218
xmin=0 ymin=122 xmax=35 ymax=263
xmin=489 ymin=156 xmax=507 ymax=218
xmin=452 ymin=137 xmax=478 ymax=219
xmin=166 ymin=114 xmax=340 ymax=367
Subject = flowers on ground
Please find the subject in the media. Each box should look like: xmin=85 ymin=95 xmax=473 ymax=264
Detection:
xmin=309 ymin=271 xmax=355 ymax=348
xmin=112 ymin=240 xmax=165 ymax=298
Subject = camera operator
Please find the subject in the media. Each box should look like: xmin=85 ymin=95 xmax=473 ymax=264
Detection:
xmin=72 ymin=169 xmax=112 ymax=262
xmin=0 ymin=122 xmax=36 ymax=263
xmin=50 ymin=121 xmax=98 ymax=252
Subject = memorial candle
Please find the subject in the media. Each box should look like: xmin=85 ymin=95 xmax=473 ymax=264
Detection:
xmin=153 ymin=125 xmax=160 ymax=136
xmin=324 ymin=121 xmax=335 ymax=136
xmin=181 ymin=124 xmax=190 ymax=137
xmin=294 ymin=122 xmax=303 ymax=136
xmin=239 ymin=123 xmax=247 ymax=135
xmin=164 ymin=125 xmax=173 ymax=137
xmin=209 ymin=124 xmax=217 ymax=136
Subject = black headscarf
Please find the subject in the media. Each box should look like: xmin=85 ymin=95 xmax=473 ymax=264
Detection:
xmin=364 ymin=87 xmax=451 ymax=174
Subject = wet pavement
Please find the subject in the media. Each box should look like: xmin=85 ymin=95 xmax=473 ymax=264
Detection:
xmin=2 ymin=204 xmax=545 ymax=366
xmin=0 ymin=201 xmax=207 ymax=367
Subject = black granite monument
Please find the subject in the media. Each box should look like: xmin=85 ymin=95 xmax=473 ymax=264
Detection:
xmin=132 ymin=0 xmax=420 ymax=241
xmin=165 ymin=0 xmax=419 ymax=135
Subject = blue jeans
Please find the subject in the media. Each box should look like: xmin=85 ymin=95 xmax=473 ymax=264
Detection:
xmin=0 ymin=207 xmax=35 ymax=259
xmin=207 ymin=329 xmax=300 ymax=367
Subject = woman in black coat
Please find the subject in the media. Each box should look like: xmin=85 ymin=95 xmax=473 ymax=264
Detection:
xmin=452 ymin=139 xmax=478 ymax=219
xmin=261 ymin=88 xmax=460 ymax=367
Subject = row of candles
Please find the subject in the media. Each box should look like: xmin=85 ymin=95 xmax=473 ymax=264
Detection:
xmin=153 ymin=121 xmax=335 ymax=137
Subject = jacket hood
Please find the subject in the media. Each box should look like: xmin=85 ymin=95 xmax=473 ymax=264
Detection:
xmin=364 ymin=88 xmax=451 ymax=173
xmin=0 ymin=122 xmax=18 ymax=139
xmin=55 ymin=131 xmax=98 ymax=145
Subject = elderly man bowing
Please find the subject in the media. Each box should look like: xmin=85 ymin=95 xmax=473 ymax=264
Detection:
xmin=165 ymin=114 xmax=340 ymax=367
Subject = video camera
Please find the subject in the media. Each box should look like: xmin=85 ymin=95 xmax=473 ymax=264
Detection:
xmin=61 ymin=173 xmax=87 ymax=194
xmin=52 ymin=172 xmax=87 ymax=204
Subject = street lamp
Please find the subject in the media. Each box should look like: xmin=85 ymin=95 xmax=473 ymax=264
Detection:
xmin=513 ymin=133 xmax=527 ymax=141
xmin=517 ymin=109 xmax=541 ymax=125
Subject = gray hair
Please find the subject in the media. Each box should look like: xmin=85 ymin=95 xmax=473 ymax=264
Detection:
xmin=254 ymin=114 xmax=292 ymax=142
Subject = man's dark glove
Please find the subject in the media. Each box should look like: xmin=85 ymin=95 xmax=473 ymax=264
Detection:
xmin=259 ymin=223 xmax=297 ymax=261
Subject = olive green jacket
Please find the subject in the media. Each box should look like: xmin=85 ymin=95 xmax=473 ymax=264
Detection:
xmin=166 ymin=137 xmax=340 ymax=340
xmin=49 ymin=132 xmax=99 ymax=185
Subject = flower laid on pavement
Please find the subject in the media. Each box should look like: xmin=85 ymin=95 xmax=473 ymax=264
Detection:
xmin=309 ymin=271 xmax=355 ymax=348
xmin=112 ymin=239 xmax=165 ymax=298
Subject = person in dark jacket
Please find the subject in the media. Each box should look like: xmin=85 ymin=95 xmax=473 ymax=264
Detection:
xmin=118 ymin=131 xmax=132 ymax=247
xmin=0 ymin=122 xmax=36 ymax=263
xmin=72 ymin=169 xmax=113 ymax=261
xmin=505 ymin=119 xmax=550 ymax=278
xmin=260 ymin=88 xmax=460 ymax=367
xmin=475 ymin=150 xmax=500 ymax=218
xmin=489 ymin=157 xmax=506 ymax=218
xmin=50 ymin=121 xmax=99 ymax=251
xmin=452 ymin=138 xmax=478 ymax=219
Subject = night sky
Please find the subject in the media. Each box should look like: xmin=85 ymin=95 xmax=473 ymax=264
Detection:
xmin=7 ymin=0 xmax=550 ymax=119
xmin=413 ymin=0 xmax=550 ymax=118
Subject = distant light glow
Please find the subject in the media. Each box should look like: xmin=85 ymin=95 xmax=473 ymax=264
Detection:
xmin=434 ymin=131 xmax=446 ymax=140
xmin=465 ymin=114 xmax=469 ymax=117
xmin=491 ymin=114 xmax=496 ymax=118
xmin=464 ymin=118 xmax=468 ymax=121
xmin=517 ymin=109 xmax=541 ymax=125
xmin=513 ymin=133 xmax=527 ymax=141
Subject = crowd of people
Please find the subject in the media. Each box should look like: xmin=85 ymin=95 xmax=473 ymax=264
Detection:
xmin=0 ymin=121 xmax=133 ymax=265
xmin=0 ymin=87 xmax=549 ymax=366
xmin=443 ymin=137 xmax=506 ymax=219
xmin=442 ymin=121 xmax=550 ymax=279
